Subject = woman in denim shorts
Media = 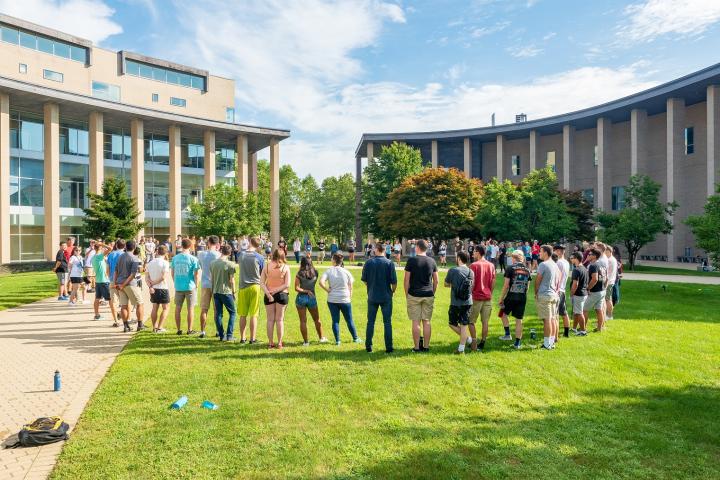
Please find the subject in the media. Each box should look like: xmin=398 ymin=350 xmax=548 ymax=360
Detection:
xmin=295 ymin=256 xmax=328 ymax=346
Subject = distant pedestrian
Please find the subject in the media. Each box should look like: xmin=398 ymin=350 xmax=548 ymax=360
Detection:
xmin=52 ymin=241 xmax=69 ymax=301
xmin=197 ymin=235 xmax=221 ymax=338
xmin=237 ymin=236 xmax=265 ymax=344
xmin=445 ymin=250 xmax=474 ymax=354
xmin=91 ymin=242 xmax=111 ymax=321
xmin=114 ymin=240 xmax=145 ymax=333
xmin=553 ymin=245 xmax=571 ymax=339
xmin=469 ymin=245 xmax=496 ymax=351
xmin=535 ymin=245 xmax=560 ymax=349
xmin=569 ymin=252 xmax=588 ymax=336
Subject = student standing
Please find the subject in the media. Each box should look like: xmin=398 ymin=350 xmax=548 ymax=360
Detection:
xmin=170 ymin=238 xmax=201 ymax=336
xmin=211 ymin=245 xmax=238 ymax=342
xmin=317 ymin=239 xmax=326 ymax=264
xmin=404 ymin=240 xmax=438 ymax=352
xmin=295 ymin=256 xmax=327 ymax=345
xmin=107 ymin=240 xmax=124 ymax=327
xmin=238 ymin=237 xmax=265 ymax=343
xmin=347 ymin=238 xmax=356 ymax=262
xmin=84 ymin=239 xmax=97 ymax=293
xmin=261 ymin=249 xmax=291 ymax=349
xmin=361 ymin=242 xmax=397 ymax=353
xmin=535 ymin=245 xmax=560 ymax=350
xmin=468 ymin=245 xmax=496 ymax=351
xmin=438 ymin=241 xmax=447 ymax=267
xmin=293 ymin=238 xmax=302 ymax=263
xmin=498 ymin=250 xmax=531 ymax=349
xmin=319 ymin=253 xmax=361 ymax=345
xmin=445 ymin=250 xmax=474 ymax=354
xmin=68 ymin=246 xmax=84 ymax=305
xmin=569 ymin=252 xmax=589 ymax=336
xmin=52 ymin=241 xmax=69 ymax=301
xmin=553 ymin=245 xmax=572 ymax=338
xmin=91 ymin=242 xmax=111 ymax=320
xmin=197 ymin=236 xmax=221 ymax=338
xmin=114 ymin=240 xmax=145 ymax=333
xmin=584 ymin=248 xmax=607 ymax=332
xmin=393 ymin=240 xmax=402 ymax=265
xmin=145 ymin=245 xmax=171 ymax=333
xmin=604 ymin=246 xmax=618 ymax=320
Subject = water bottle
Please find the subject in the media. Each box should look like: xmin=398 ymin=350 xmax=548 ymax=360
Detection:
xmin=201 ymin=400 xmax=218 ymax=410
xmin=170 ymin=395 xmax=188 ymax=410
xmin=53 ymin=370 xmax=61 ymax=392
xmin=530 ymin=329 xmax=536 ymax=340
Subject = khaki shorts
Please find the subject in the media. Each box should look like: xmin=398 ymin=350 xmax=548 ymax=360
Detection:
xmin=406 ymin=295 xmax=434 ymax=321
xmin=605 ymin=284 xmax=615 ymax=300
xmin=175 ymin=290 xmax=197 ymax=309
xmin=469 ymin=299 xmax=492 ymax=324
xmin=118 ymin=285 xmax=143 ymax=307
xmin=110 ymin=285 xmax=121 ymax=305
xmin=536 ymin=295 xmax=559 ymax=320
xmin=200 ymin=287 xmax=213 ymax=311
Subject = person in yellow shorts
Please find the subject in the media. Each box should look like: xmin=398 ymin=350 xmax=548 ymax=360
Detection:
xmin=237 ymin=236 xmax=265 ymax=343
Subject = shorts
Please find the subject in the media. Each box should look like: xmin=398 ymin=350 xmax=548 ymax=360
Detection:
xmin=469 ymin=299 xmax=492 ymax=324
xmin=605 ymin=284 xmax=615 ymax=300
xmin=264 ymin=291 xmax=289 ymax=306
xmin=150 ymin=288 xmax=170 ymax=305
xmin=110 ymin=286 xmax=121 ymax=304
xmin=536 ymin=295 xmax=559 ymax=320
xmin=84 ymin=266 xmax=95 ymax=277
xmin=558 ymin=291 xmax=568 ymax=317
xmin=502 ymin=296 xmax=526 ymax=320
xmin=585 ymin=291 xmax=606 ymax=311
xmin=295 ymin=293 xmax=318 ymax=309
xmin=531 ymin=254 xmax=539 ymax=262
xmin=118 ymin=285 xmax=143 ymax=307
xmin=95 ymin=283 xmax=111 ymax=301
xmin=348 ymin=248 xmax=355 ymax=253
xmin=70 ymin=277 xmax=83 ymax=284
xmin=237 ymin=284 xmax=263 ymax=317
xmin=175 ymin=290 xmax=197 ymax=309
xmin=200 ymin=287 xmax=213 ymax=311
xmin=448 ymin=304 xmax=471 ymax=326
xmin=572 ymin=295 xmax=587 ymax=314
xmin=406 ymin=295 xmax=435 ymax=321
xmin=56 ymin=272 xmax=68 ymax=285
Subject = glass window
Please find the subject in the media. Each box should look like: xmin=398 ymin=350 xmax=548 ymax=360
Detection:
xmin=511 ymin=155 xmax=520 ymax=176
xmin=60 ymin=163 xmax=89 ymax=209
xmin=19 ymin=31 xmax=36 ymax=49
xmin=92 ymin=81 xmax=121 ymax=102
xmin=226 ymin=107 xmax=235 ymax=123
xmin=191 ymin=76 xmax=205 ymax=90
xmin=182 ymin=141 xmax=205 ymax=169
xmin=170 ymin=97 xmax=187 ymax=107
xmin=19 ymin=63 xmax=27 ymax=74
xmin=18 ymin=114 xmax=44 ymax=152
xmin=166 ymin=71 xmax=179 ymax=85
xmin=60 ymin=122 xmax=89 ymax=156
xmin=125 ymin=60 xmax=140 ymax=76
xmin=181 ymin=173 xmax=204 ymax=209
xmin=2 ymin=23 xmax=88 ymax=63
xmin=685 ymin=127 xmax=694 ymax=154
xmin=124 ymin=59 xmax=205 ymax=91
xmin=216 ymin=145 xmax=236 ymax=171
xmin=43 ymin=69 xmax=64 ymax=82
xmin=178 ymin=73 xmax=192 ymax=88
xmin=53 ymin=41 xmax=71 ymax=58
xmin=152 ymin=67 xmax=167 ymax=82
xmin=152 ymin=93 xmax=159 ymax=103
xmin=10 ymin=213 xmax=45 ymax=262
xmin=103 ymin=127 xmax=131 ymax=162
xmin=145 ymin=170 xmax=169 ymax=211
xmin=145 ymin=133 xmax=170 ymax=165
xmin=582 ymin=188 xmax=594 ymax=205
xmin=37 ymin=36 xmax=53 ymax=54
xmin=139 ymin=63 xmax=153 ymax=79
xmin=546 ymin=151 xmax=556 ymax=172
xmin=593 ymin=145 xmax=598 ymax=166
xmin=612 ymin=186 xmax=626 ymax=211
xmin=10 ymin=157 xmax=44 ymax=207
xmin=70 ymin=45 xmax=87 ymax=63
xmin=1 ymin=25 xmax=19 ymax=44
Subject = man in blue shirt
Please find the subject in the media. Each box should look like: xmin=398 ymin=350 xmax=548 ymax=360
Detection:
xmin=171 ymin=238 xmax=201 ymax=336
xmin=361 ymin=242 xmax=397 ymax=353
xmin=106 ymin=239 xmax=125 ymax=327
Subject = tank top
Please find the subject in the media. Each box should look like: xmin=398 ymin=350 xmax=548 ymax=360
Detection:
xmin=265 ymin=261 xmax=289 ymax=292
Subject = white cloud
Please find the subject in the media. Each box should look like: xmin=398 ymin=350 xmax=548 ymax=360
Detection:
xmin=470 ymin=21 xmax=510 ymax=38
xmin=0 ymin=0 xmax=122 ymax=43
xmin=542 ymin=31 xmax=556 ymax=41
xmin=444 ymin=63 xmax=467 ymax=82
xmin=618 ymin=0 xmax=720 ymax=42
xmin=507 ymin=44 xmax=543 ymax=57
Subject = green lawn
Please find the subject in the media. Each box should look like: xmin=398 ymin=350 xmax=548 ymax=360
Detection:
xmin=0 ymin=271 xmax=57 ymax=311
xmin=51 ymin=267 xmax=719 ymax=480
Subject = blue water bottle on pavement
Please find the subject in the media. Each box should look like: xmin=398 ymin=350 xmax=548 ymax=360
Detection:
xmin=54 ymin=370 xmax=61 ymax=392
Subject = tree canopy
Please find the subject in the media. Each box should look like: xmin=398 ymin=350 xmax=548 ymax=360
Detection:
xmin=317 ymin=174 xmax=356 ymax=243
xmin=519 ymin=168 xmax=577 ymax=243
xmin=186 ymin=183 xmax=264 ymax=238
xmin=82 ymin=177 xmax=146 ymax=240
xmin=685 ymin=184 xmax=720 ymax=267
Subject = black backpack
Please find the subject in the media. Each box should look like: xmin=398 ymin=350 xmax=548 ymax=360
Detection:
xmin=6 ymin=417 xmax=69 ymax=448
xmin=455 ymin=270 xmax=472 ymax=302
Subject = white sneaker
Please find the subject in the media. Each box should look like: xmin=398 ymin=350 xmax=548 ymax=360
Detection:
xmin=498 ymin=334 xmax=512 ymax=341
xmin=156 ymin=328 xmax=167 ymax=333
xmin=465 ymin=337 xmax=472 ymax=345
xmin=353 ymin=337 xmax=363 ymax=344
xmin=303 ymin=342 xmax=310 ymax=347
xmin=607 ymin=316 xmax=614 ymax=320
xmin=319 ymin=337 xmax=329 ymax=343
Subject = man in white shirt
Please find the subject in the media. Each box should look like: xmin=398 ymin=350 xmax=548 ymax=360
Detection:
xmin=553 ymin=245 xmax=571 ymax=338
xmin=145 ymin=244 xmax=171 ymax=332
xmin=145 ymin=238 xmax=156 ymax=263
xmin=604 ymin=246 xmax=618 ymax=320
xmin=84 ymin=239 xmax=97 ymax=293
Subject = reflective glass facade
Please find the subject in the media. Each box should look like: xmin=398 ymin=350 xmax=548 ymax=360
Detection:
xmin=216 ymin=144 xmax=236 ymax=171
xmin=0 ymin=22 xmax=88 ymax=63
xmin=10 ymin=213 xmax=45 ymax=262
xmin=10 ymin=156 xmax=44 ymax=207
xmin=125 ymin=59 xmax=205 ymax=91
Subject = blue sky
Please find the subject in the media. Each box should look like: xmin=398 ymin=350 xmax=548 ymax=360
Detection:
xmin=2 ymin=0 xmax=720 ymax=179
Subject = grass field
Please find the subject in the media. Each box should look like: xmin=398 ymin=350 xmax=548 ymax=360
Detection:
xmin=0 ymin=271 xmax=58 ymax=311
xmin=38 ymin=266 xmax=720 ymax=479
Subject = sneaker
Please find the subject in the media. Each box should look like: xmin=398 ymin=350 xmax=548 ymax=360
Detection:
xmin=385 ymin=349 xmax=394 ymax=354
xmin=186 ymin=330 xmax=197 ymax=335
xmin=412 ymin=348 xmax=422 ymax=353
xmin=592 ymin=327 xmax=602 ymax=333
xmin=512 ymin=344 xmax=521 ymax=350
xmin=454 ymin=349 xmax=465 ymax=355
xmin=240 ymin=339 xmax=247 ymax=344
xmin=199 ymin=332 xmax=206 ymax=339
xmin=249 ymin=339 xmax=258 ymax=344
xmin=136 ymin=323 xmax=147 ymax=332
xmin=366 ymin=347 xmax=373 ymax=353
xmin=123 ymin=324 xmax=130 ymax=333
xmin=226 ymin=336 xmax=235 ymax=342
xmin=303 ymin=342 xmax=310 ymax=347
xmin=465 ymin=337 xmax=472 ymax=345
xmin=176 ymin=330 xmax=183 ymax=335
xmin=540 ymin=344 xmax=551 ymax=350
xmin=319 ymin=337 xmax=329 ymax=343
xmin=93 ymin=314 xmax=102 ymax=321
xmin=575 ymin=330 xmax=587 ymax=336
xmin=607 ymin=315 xmax=614 ymax=320
xmin=156 ymin=328 xmax=167 ymax=333
xmin=335 ymin=341 xmax=341 ymax=346
xmin=112 ymin=322 xmax=119 ymax=328
xmin=570 ymin=328 xmax=578 ymax=334
xmin=353 ymin=337 xmax=363 ymax=344
xmin=57 ymin=296 xmax=64 ymax=301
xmin=498 ymin=334 xmax=512 ymax=341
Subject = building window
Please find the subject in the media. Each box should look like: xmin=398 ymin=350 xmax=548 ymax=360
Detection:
xmin=593 ymin=145 xmax=598 ymax=166
xmin=685 ymin=127 xmax=694 ymax=154
xmin=43 ymin=69 xmax=63 ymax=82
xmin=182 ymin=140 xmax=205 ymax=169
xmin=582 ymin=188 xmax=594 ymax=205
xmin=125 ymin=59 xmax=206 ymax=91
xmin=19 ymin=63 xmax=27 ymax=74
xmin=91 ymin=81 xmax=121 ymax=102
xmin=216 ymin=145 xmax=237 ymax=171
xmin=170 ymin=97 xmax=187 ymax=107
xmin=10 ymin=112 xmax=44 ymax=152
xmin=152 ymin=93 xmax=159 ymax=103
xmin=1 ymin=23 xmax=88 ymax=63
xmin=10 ymin=156 xmax=44 ymax=207
xmin=226 ymin=107 xmax=235 ymax=123
xmin=60 ymin=163 xmax=89 ymax=209
xmin=546 ymin=151 xmax=556 ymax=172
xmin=10 ymin=213 xmax=45 ymax=262
xmin=511 ymin=155 xmax=521 ymax=176
xmin=611 ymin=186 xmax=626 ymax=211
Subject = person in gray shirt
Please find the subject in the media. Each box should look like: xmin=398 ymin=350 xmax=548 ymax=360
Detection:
xmin=113 ymin=240 xmax=145 ymax=333
xmin=236 ymin=237 xmax=265 ymax=343
xmin=534 ymin=245 xmax=560 ymax=350
xmin=444 ymin=251 xmax=475 ymax=354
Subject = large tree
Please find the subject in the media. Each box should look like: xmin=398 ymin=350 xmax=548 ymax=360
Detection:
xmin=476 ymin=178 xmax=526 ymax=240
xmin=519 ymin=167 xmax=577 ymax=243
xmin=361 ymin=142 xmax=424 ymax=238
xmin=186 ymin=183 xmax=263 ymax=238
xmin=559 ymin=189 xmax=595 ymax=242
xmin=378 ymin=168 xmax=482 ymax=241
xmin=317 ymin=174 xmax=356 ymax=243
xmin=82 ymin=177 xmax=146 ymax=240
xmin=597 ymin=174 xmax=677 ymax=270
xmin=685 ymin=184 xmax=720 ymax=267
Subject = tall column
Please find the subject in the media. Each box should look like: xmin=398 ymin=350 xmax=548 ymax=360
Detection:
xmin=596 ymin=117 xmax=610 ymax=210
xmin=236 ymin=134 xmax=248 ymax=192
xmin=269 ymin=138 xmax=280 ymax=245
xmin=708 ymin=85 xmax=720 ymax=197
xmin=0 ymin=92 xmax=9 ymax=264
xmin=496 ymin=134 xmax=504 ymax=181
xmin=666 ymin=98 xmax=684 ymax=261
xmin=463 ymin=137 xmax=471 ymax=178
xmin=88 ymin=111 xmax=104 ymax=195
xmin=249 ymin=152 xmax=258 ymax=192
xmin=367 ymin=142 xmax=374 ymax=165
xmin=169 ymin=125 xmax=182 ymax=239
xmin=130 ymin=119 xmax=144 ymax=237
xmin=630 ymin=108 xmax=647 ymax=176
xmin=203 ymin=130 xmax=216 ymax=189
xmin=355 ymin=155 xmax=362 ymax=248
xmin=529 ymin=130 xmax=539 ymax=171
xmin=562 ymin=125 xmax=574 ymax=190
xmin=431 ymin=140 xmax=438 ymax=168
xmin=43 ymin=103 xmax=60 ymax=260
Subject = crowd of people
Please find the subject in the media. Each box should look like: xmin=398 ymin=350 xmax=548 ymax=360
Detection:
xmin=50 ymin=232 xmax=621 ymax=354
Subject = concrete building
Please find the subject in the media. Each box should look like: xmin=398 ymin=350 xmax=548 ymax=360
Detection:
xmin=0 ymin=14 xmax=289 ymax=263
xmin=355 ymin=62 xmax=720 ymax=263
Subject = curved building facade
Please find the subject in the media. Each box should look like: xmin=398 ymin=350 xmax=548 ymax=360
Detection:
xmin=354 ymin=63 xmax=720 ymax=262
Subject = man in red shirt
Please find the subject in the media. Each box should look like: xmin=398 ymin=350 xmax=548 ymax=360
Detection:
xmin=468 ymin=245 xmax=496 ymax=351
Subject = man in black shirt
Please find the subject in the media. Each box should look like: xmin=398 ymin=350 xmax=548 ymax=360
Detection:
xmin=498 ymin=250 xmax=531 ymax=349
xmin=584 ymin=248 xmax=607 ymax=332
xmin=52 ymin=241 xmax=69 ymax=300
xmin=570 ymin=252 xmax=589 ymax=335
xmin=404 ymin=240 xmax=438 ymax=352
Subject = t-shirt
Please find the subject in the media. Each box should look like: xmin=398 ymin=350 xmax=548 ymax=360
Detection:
xmin=240 ymin=239 xmax=249 ymax=251
xmin=321 ymin=266 xmax=354 ymax=304
xmin=197 ymin=249 xmax=221 ymax=289
xmin=171 ymin=252 xmax=200 ymax=292
xmin=469 ymin=259 xmax=496 ymax=301
xmin=69 ymin=255 xmax=84 ymax=278
xmin=115 ymin=252 xmax=140 ymax=286
xmin=531 ymin=244 xmax=540 ymax=255
xmin=504 ymin=262 xmax=531 ymax=300
xmin=571 ymin=264 xmax=589 ymax=296
xmin=297 ymin=271 xmax=318 ymax=294
xmin=404 ymin=255 xmax=437 ymax=297
xmin=489 ymin=245 xmax=498 ymax=259
xmin=445 ymin=265 xmax=474 ymax=307
xmin=210 ymin=257 xmax=237 ymax=295
xmin=556 ymin=258 xmax=570 ymax=290
xmin=439 ymin=244 xmax=447 ymax=255
xmin=467 ymin=244 xmax=475 ymax=257
xmin=92 ymin=252 xmax=109 ymax=284
xmin=330 ymin=243 xmax=339 ymax=254
xmin=537 ymin=260 xmax=560 ymax=298
xmin=522 ymin=245 xmax=531 ymax=257
xmin=84 ymin=248 xmax=95 ymax=267
xmin=146 ymin=257 xmax=170 ymax=289
xmin=606 ymin=255 xmax=618 ymax=285
xmin=361 ymin=256 xmax=397 ymax=304
xmin=107 ymin=250 xmax=123 ymax=282
xmin=55 ymin=249 xmax=68 ymax=273
xmin=239 ymin=251 xmax=265 ymax=288
xmin=293 ymin=240 xmax=302 ymax=252
xmin=588 ymin=262 xmax=606 ymax=293
xmin=145 ymin=242 xmax=156 ymax=255
xmin=318 ymin=242 xmax=326 ymax=251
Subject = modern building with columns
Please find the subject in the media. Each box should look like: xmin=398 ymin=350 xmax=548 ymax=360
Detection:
xmin=0 ymin=14 xmax=289 ymax=264
xmin=355 ymin=62 xmax=720 ymax=262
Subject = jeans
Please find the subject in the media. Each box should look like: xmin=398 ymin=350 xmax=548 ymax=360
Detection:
xmin=612 ymin=279 xmax=621 ymax=305
xmin=366 ymin=300 xmax=393 ymax=351
xmin=294 ymin=251 xmax=300 ymax=263
xmin=214 ymin=293 xmax=236 ymax=340
xmin=327 ymin=302 xmax=358 ymax=342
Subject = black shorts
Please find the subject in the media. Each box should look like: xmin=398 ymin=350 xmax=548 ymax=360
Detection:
xmin=70 ymin=277 xmax=83 ymax=284
xmin=95 ymin=283 xmax=111 ymax=301
xmin=502 ymin=296 xmax=527 ymax=319
xmin=264 ymin=292 xmax=289 ymax=305
xmin=558 ymin=292 xmax=568 ymax=316
xmin=348 ymin=248 xmax=355 ymax=253
xmin=531 ymin=254 xmax=539 ymax=261
xmin=448 ymin=305 xmax=471 ymax=326
xmin=150 ymin=288 xmax=170 ymax=305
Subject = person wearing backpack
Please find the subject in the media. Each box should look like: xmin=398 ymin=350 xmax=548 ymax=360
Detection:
xmin=445 ymin=250 xmax=474 ymax=354
xmin=584 ymin=248 xmax=607 ymax=332
xmin=498 ymin=250 xmax=532 ymax=349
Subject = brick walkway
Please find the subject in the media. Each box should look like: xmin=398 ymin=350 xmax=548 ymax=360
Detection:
xmin=0 ymin=297 xmax=135 ymax=479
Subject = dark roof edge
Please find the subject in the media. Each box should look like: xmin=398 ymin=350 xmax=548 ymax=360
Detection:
xmin=0 ymin=13 xmax=92 ymax=48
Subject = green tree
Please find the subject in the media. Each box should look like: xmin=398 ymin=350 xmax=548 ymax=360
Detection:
xmin=476 ymin=178 xmax=526 ymax=240
xmin=597 ymin=174 xmax=677 ymax=270
xmin=685 ymin=184 xmax=720 ymax=267
xmin=255 ymin=160 xmax=310 ymax=240
xmin=361 ymin=142 xmax=424 ymax=237
xmin=559 ymin=189 xmax=595 ymax=242
xmin=297 ymin=175 xmax=321 ymax=242
xmin=379 ymin=168 xmax=482 ymax=241
xmin=82 ymin=177 xmax=146 ymax=240
xmin=317 ymin=174 xmax=356 ymax=244
xmin=186 ymin=183 xmax=263 ymax=238
xmin=519 ymin=167 xmax=577 ymax=242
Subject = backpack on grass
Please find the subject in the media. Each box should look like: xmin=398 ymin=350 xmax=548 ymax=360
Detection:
xmin=5 ymin=417 xmax=69 ymax=448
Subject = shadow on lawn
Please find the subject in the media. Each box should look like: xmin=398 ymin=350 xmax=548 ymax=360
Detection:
xmin=338 ymin=384 xmax=720 ymax=480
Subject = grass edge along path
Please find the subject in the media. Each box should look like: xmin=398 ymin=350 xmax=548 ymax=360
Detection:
xmin=0 ymin=271 xmax=58 ymax=311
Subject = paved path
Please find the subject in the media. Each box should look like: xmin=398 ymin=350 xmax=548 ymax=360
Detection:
xmin=0 ymin=298 xmax=134 ymax=479
xmin=621 ymin=273 xmax=720 ymax=284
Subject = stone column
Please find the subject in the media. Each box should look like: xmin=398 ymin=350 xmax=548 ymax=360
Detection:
xmin=630 ymin=108 xmax=647 ymax=176
xmin=666 ymin=98 xmax=685 ymax=261
xmin=269 ymin=138 xmax=280 ymax=245
xmin=130 ymin=119 xmax=144 ymax=237
xmin=596 ymin=117 xmax=611 ymax=210
xmin=43 ymin=103 xmax=60 ymax=260
xmin=496 ymin=134 xmax=504 ymax=181
xmin=169 ymin=125 xmax=182 ymax=239
xmin=249 ymin=152 xmax=258 ymax=192
xmin=236 ymin=134 xmax=248 ymax=192
xmin=367 ymin=142 xmax=374 ymax=165
xmin=463 ymin=137 xmax=471 ymax=178
xmin=203 ymin=130 xmax=216 ymax=189
xmin=431 ymin=140 xmax=438 ymax=168
xmin=529 ymin=130 xmax=539 ymax=171
xmin=355 ymin=155 xmax=362 ymax=248
xmin=88 ymin=111 xmax=104 ymax=195
xmin=562 ymin=125 xmax=574 ymax=190
xmin=708 ymin=85 xmax=720 ymax=197
xmin=0 ymin=92 xmax=9 ymax=264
